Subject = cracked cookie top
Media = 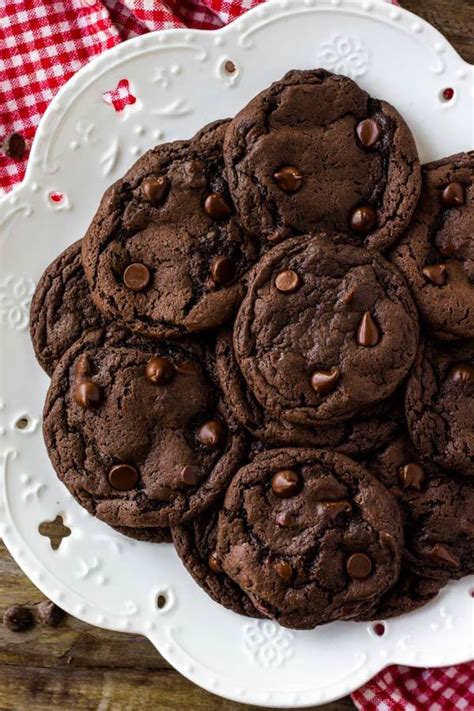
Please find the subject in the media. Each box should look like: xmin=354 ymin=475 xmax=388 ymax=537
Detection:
xmin=391 ymin=152 xmax=474 ymax=340
xmin=43 ymin=326 xmax=245 ymax=528
xmin=224 ymin=69 xmax=421 ymax=251
xmin=30 ymin=241 xmax=108 ymax=375
xmin=216 ymin=448 xmax=402 ymax=629
xmin=82 ymin=120 xmax=257 ymax=339
xmin=232 ymin=235 xmax=419 ymax=426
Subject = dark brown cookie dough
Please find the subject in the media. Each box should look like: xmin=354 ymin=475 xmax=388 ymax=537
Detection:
xmin=82 ymin=121 xmax=257 ymax=339
xmin=355 ymin=568 xmax=445 ymax=621
xmin=30 ymin=241 xmax=108 ymax=375
xmin=405 ymin=340 xmax=474 ymax=478
xmin=233 ymin=235 xmax=419 ymax=426
xmin=172 ymin=505 xmax=262 ymax=618
xmin=224 ymin=69 xmax=420 ymax=251
xmin=43 ymin=327 xmax=245 ymax=528
xmin=391 ymin=152 xmax=474 ymax=340
xmin=216 ymin=449 xmax=402 ymax=630
xmin=368 ymin=435 xmax=474 ymax=579
xmin=216 ymin=329 xmax=402 ymax=455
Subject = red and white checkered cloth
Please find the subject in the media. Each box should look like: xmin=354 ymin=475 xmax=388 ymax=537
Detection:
xmin=0 ymin=1 xmax=473 ymax=708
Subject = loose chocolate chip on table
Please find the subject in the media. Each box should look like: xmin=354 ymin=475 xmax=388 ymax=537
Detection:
xmin=275 ymin=270 xmax=301 ymax=294
xmin=73 ymin=380 xmax=103 ymax=409
xmin=422 ymin=264 xmax=448 ymax=286
xmin=356 ymin=118 xmax=381 ymax=148
xmin=399 ymin=463 xmax=426 ymax=490
xmin=356 ymin=311 xmax=380 ymax=347
xmin=181 ymin=464 xmax=200 ymax=486
xmin=2 ymin=132 xmax=25 ymax=160
xmin=429 ymin=543 xmax=460 ymax=568
xmin=145 ymin=356 xmax=176 ymax=385
xmin=123 ymin=263 xmax=151 ymax=291
xmin=198 ymin=420 xmax=227 ymax=448
xmin=346 ymin=552 xmax=373 ymax=579
xmin=211 ymin=256 xmax=236 ymax=286
xmin=208 ymin=551 xmax=222 ymax=573
xmin=273 ymin=166 xmax=303 ymax=194
xmin=37 ymin=600 xmax=65 ymax=627
xmin=274 ymin=561 xmax=293 ymax=582
xmin=108 ymin=464 xmax=139 ymax=491
xmin=204 ymin=193 xmax=232 ymax=220
xmin=3 ymin=605 xmax=34 ymax=633
xmin=350 ymin=206 xmax=377 ymax=234
xmin=310 ymin=367 xmax=341 ymax=396
xmin=271 ymin=470 xmax=302 ymax=498
xmin=440 ymin=182 xmax=466 ymax=208
xmin=450 ymin=364 xmax=474 ymax=384
xmin=142 ymin=176 xmax=169 ymax=206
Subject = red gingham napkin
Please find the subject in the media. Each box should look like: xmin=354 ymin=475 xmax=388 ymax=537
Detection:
xmin=0 ymin=2 xmax=473 ymax=709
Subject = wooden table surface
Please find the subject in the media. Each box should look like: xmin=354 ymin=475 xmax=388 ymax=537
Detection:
xmin=1 ymin=2 xmax=472 ymax=709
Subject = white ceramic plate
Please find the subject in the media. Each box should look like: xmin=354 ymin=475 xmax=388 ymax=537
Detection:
xmin=1 ymin=1 xmax=473 ymax=707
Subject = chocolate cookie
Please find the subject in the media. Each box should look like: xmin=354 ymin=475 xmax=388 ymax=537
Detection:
xmin=391 ymin=152 xmax=474 ymax=340
xmin=30 ymin=241 xmax=108 ymax=375
xmin=216 ymin=329 xmax=402 ymax=455
xmin=113 ymin=526 xmax=171 ymax=544
xmin=355 ymin=568 xmax=445 ymax=621
xmin=368 ymin=435 xmax=474 ymax=579
xmin=43 ymin=327 xmax=245 ymax=528
xmin=233 ymin=235 xmax=419 ymax=426
xmin=224 ymin=69 xmax=420 ymax=251
xmin=82 ymin=121 xmax=257 ymax=338
xmin=405 ymin=340 xmax=474 ymax=477
xmin=216 ymin=449 xmax=402 ymax=630
xmin=172 ymin=506 xmax=261 ymax=618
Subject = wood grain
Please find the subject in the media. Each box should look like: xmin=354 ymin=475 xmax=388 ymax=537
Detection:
xmin=1 ymin=2 xmax=472 ymax=709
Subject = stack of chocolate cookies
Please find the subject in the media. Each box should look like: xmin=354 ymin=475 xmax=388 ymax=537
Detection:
xmin=31 ymin=69 xmax=474 ymax=629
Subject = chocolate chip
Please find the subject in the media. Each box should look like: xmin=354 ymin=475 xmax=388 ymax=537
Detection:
xmin=208 ymin=551 xmax=222 ymax=573
xmin=429 ymin=543 xmax=460 ymax=568
xmin=275 ymin=270 xmax=301 ymax=294
xmin=142 ymin=176 xmax=169 ymax=206
xmin=273 ymin=166 xmax=303 ymax=194
xmin=36 ymin=600 xmax=65 ymax=627
xmin=310 ymin=367 xmax=340 ymax=396
xmin=2 ymin=132 xmax=25 ymax=160
xmin=204 ymin=193 xmax=232 ymax=220
xmin=346 ymin=552 xmax=373 ymax=579
xmin=342 ymin=288 xmax=356 ymax=304
xmin=75 ymin=353 xmax=91 ymax=379
xmin=145 ymin=356 xmax=176 ymax=385
xmin=3 ymin=605 xmax=34 ymax=632
xmin=198 ymin=420 xmax=227 ymax=448
xmin=399 ymin=463 xmax=425 ymax=490
xmin=356 ymin=311 xmax=380 ymax=347
xmin=350 ymin=206 xmax=377 ymax=234
xmin=440 ymin=182 xmax=466 ymax=208
xmin=108 ymin=464 xmax=138 ymax=491
xmin=73 ymin=380 xmax=103 ymax=409
xmin=450 ymin=363 xmax=474 ymax=384
xmin=275 ymin=511 xmax=295 ymax=527
xmin=271 ymin=470 xmax=302 ymax=498
xmin=422 ymin=264 xmax=447 ymax=286
xmin=211 ymin=256 xmax=236 ymax=286
xmin=273 ymin=561 xmax=293 ymax=582
xmin=123 ymin=263 xmax=150 ymax=291
xmin=181 ymin=464 xmax=200 ymax=486
xmin=356 ymin=118 xmax=381 ymax=148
